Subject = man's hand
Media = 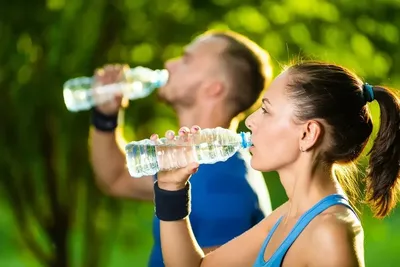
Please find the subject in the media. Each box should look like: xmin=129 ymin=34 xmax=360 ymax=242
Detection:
xmin=93 ymin=64 xmax=130 ymax=115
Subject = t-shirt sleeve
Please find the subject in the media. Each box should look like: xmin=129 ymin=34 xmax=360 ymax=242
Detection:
xmin=189 ymin=166 xmax=263 ymax=248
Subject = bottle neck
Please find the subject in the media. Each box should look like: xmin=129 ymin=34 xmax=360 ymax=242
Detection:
xmin=154 ymin=69 xmax=169 ymax=88
xmin=239 ymin=132 xmax=252 ymax=148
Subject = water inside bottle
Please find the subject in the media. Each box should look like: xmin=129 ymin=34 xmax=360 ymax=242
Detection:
xmin=125 ymin=128 xmax=251 ymax=177
xmin=64 ymin=79 xmax=163 ymax=112
xmin=63 ymin=78 xmax=94 ymax=111
xmin=125 ymin=141 xmax=242 ymax=177
xmin=155 ymin=145 xmax=198 ymax=171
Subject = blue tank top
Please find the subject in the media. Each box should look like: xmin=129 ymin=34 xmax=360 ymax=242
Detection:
xmin=253 ymin=194 xmax=358 ymax=267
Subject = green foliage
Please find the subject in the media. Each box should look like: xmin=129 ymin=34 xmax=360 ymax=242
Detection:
xmin=0 ymin=0 xmax=399 ymax=266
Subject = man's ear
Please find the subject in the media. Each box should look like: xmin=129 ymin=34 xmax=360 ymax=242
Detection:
xmin=204 ymin=81 xmax=224 ymax=98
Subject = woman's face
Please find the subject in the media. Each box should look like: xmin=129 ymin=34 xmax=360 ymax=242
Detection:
xmin=245 ymin=71 xmax=304 ymax=172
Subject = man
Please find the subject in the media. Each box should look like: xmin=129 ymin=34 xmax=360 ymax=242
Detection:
xmin=89 ymin=30 xmax=273 ymax=267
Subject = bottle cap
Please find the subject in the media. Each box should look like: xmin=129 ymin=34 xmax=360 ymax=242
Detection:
xmin=239 ymin=132 xmax=252 ymax=148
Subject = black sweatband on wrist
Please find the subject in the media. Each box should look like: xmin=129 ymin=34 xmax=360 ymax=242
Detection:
xmin=91 ymin=108 xmax=118 ymax=132
xmin=154 ymin=181 xmax=191 ymax=221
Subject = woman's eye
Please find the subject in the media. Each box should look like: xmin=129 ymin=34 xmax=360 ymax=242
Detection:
xmin=261 ymin=107 xmax=269 ymax=114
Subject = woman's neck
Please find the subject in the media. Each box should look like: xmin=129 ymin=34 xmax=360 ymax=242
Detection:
xmin=278 ymin=160 xmax=344 ymax=219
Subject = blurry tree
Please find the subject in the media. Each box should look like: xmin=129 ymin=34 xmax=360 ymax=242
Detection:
xmin=0 ymin=0 xmax=399 ymax=266
xmin=0 ymin=0 xmax=125 ymax=266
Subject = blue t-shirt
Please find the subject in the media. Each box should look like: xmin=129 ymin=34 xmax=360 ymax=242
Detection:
xmin=148 ymin=151 xmax=271 ymax=267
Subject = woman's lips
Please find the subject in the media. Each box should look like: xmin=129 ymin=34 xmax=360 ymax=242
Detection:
xmin=249 ymin=146 xmax=255 ymax=153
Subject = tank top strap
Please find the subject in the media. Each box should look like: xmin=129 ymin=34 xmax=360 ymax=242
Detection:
xmin=271 ymin=194 xmax=356 ymax=265
xmin=254 ymin=216 xmax=284 ymax=265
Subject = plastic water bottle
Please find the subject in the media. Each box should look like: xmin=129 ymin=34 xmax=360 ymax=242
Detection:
xmin=63 ymin=66 xmax=168 ymax=112
xmin=124 ymin=127 xmax=252 ymax=178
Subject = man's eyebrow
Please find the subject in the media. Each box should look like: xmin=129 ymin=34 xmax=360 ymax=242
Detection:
xmin=182 ymin=48 xmax=191 ymax=57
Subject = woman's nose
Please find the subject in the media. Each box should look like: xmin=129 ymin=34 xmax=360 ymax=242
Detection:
xmin=245 ymin=115 xmax=253 ymax=130
xmin=245 ymin=109 xmax=260 ymax=130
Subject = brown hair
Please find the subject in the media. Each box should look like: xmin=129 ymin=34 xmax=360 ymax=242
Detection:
xmin=287 ymin=61 xmax=400 ymax=218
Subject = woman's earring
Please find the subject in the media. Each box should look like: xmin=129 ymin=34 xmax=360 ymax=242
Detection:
xmin=300 ymin=147 xmax=305 ymax=152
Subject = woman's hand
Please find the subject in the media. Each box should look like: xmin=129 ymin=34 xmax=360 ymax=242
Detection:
xmin=151 ymin=125 xmax=201 ymax=191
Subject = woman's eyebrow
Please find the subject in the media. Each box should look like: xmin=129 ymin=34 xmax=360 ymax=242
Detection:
xmin=262 ymin=98 xmax=272 ymax=106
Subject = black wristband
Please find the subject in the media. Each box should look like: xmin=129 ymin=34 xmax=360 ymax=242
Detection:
xmin=91 ymin=108 xmax=118 ymax=132
xmin=154 ymin=181 xmax=191 ymax=221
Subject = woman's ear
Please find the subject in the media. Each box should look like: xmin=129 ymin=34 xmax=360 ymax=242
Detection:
xmin=299 ymin=120 xmax=323 ymax=152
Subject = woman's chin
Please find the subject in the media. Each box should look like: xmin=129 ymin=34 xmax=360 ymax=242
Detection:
xmin=250 ymin=158 xmax=273 ymax=172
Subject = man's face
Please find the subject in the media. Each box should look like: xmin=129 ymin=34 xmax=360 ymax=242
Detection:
xmin=158 ymin=35 xmax=228 ymax=108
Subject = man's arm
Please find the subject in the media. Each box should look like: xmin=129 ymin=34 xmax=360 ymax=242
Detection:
xmin=90 ymin=127 xmax=154 ymax=200
xmin=89 ymin=64 xmax=154 ymax=201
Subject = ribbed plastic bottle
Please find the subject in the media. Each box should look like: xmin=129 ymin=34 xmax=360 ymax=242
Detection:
xmin=125 ymin=127 xmax=252 ymax=178
xmin=63 ymin=66 xmax=168 ymax=112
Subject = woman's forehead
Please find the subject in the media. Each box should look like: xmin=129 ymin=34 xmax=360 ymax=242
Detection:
xmin=263 ymin=70 xmax=290 ymax=100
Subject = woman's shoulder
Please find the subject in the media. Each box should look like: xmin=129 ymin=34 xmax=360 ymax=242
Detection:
xmin=305 ymin=207 xmax=364 ymax=267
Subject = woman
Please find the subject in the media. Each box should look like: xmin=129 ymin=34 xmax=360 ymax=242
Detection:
xmin=150 ymin=61 xmax=400 ymax=267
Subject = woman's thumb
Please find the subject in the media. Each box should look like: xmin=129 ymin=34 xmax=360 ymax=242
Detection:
xmin=184 ymin=162 xmax=199 ymax=175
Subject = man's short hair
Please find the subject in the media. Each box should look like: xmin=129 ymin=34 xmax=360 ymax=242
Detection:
xmin=205 ymin=30 xmax=273 ymax=118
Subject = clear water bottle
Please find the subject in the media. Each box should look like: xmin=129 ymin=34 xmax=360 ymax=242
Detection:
xmin=124 ymin=127 xmax=252 ymax=178
xmin=63 ymin=66 xmax=168 ymax=112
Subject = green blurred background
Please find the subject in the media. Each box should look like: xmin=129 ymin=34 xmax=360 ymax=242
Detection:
xmin=1 ymin=0 xmax=400 ymax=266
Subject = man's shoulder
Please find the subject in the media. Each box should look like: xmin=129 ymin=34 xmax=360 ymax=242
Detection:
xmin=198 ymin=152 xmax=257 ymax=175
xmin=190 ymin=152 xmax=266 ymax=195
xmin=190 ymin=155 xmax=267 ymax=207
xmin=193 ymin=153 xmax=246 ymax=178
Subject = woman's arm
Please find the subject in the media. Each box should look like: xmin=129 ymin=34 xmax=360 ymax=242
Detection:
xmin=160 ymin=201 xmax=289 ymax=267
xmin=153 ymin=127 xmax=287 ymax=267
